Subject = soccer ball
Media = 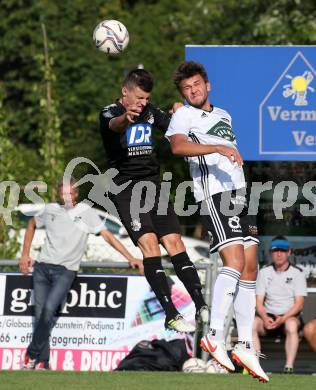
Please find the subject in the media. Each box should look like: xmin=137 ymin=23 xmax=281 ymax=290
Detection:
xmin=205 ymin=359 xmax=229 ymax=374
xmin=93 ymin=19 xmax=129 ymax=54
xmin=182 ymin=358 xmax=206 ymax=373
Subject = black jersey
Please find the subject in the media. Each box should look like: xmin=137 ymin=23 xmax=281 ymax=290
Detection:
xmin=99 ymin=101 xmax=170 ymax=182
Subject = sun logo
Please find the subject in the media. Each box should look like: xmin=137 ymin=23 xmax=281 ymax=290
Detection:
xmin=283 ymin=71 xmax=314 ymax=106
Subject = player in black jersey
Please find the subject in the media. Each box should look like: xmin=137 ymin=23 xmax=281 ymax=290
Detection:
xmin=99 ymin=69 xmax=208 ymax=333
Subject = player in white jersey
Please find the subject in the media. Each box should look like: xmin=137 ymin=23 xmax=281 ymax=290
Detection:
xmin=166 ymin=61 xmax=268 ymax=382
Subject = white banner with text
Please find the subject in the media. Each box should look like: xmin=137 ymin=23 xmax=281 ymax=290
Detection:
xmin=0 ymin=273 xmax=194 ymax=371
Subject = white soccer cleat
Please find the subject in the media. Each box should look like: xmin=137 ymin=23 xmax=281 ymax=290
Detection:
xmin=231 ymin=344 xmax=269 ymax=383
xmin=200 ymin=334 xmax=235 ymax=372
xmin=165 ymin=314 xmax=196 ymax=333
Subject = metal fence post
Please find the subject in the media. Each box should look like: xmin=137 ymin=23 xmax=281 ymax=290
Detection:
xmin=192 ymin=259 xmax=213 ymax=359
xmin=200 ymin=259 xmax=213 ymax=361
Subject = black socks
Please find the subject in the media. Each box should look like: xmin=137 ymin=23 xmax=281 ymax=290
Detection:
xmin=170 ymin=251 xmax=206 ymax=310
xmin=143 ymin=257 xmax=178 ymax=318
xmin=143 ymin=253 xmax=206 ymax=318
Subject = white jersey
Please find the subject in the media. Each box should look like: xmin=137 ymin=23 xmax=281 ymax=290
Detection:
xmin=35 ymin=202 xmax=104 ymax=271
xmin=166 ymin=105 xmax=245 ymax=201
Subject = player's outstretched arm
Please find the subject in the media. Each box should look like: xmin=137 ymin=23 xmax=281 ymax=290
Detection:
xmin=19 ymin=218 xmax=36 ymax=274
xmin=100 ymin=230 xmax=144 ymax=274
xmin=169 ymin=134 xmax=243 ymax=166
xmin=109 ymin=109 xmax=140 ymax=133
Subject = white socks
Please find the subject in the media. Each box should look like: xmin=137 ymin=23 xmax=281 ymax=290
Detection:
xmin=209 ymin=267 xmax=240 ymax=340
xmin=234 ymin=280 xmax=256 ymax=347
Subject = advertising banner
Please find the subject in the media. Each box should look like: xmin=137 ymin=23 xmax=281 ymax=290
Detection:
xmin=186 ymin=46 xmax=316 ymax=161
xmin=0 ymin=273 xmax=194 ymax=371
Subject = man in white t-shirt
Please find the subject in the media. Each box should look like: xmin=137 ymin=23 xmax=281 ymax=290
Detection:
xmin=253 ymin=236 xmax=307 ymax=373
xmin=19 ymin=177 xmax=143 ymax=370
xmin=166 ymin=61 xmax=268 ymax=382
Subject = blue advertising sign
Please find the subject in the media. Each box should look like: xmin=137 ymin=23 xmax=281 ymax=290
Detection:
xmin=185 ymin=46 xmax=316 ymax=160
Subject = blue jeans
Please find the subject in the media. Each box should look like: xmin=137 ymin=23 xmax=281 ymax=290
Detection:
xmin=27 ymin=262 xmax=76 ymax=365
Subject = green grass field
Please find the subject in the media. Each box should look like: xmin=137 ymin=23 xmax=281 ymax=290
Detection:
xmin=0 ymin=371 xmax=315 ymax=390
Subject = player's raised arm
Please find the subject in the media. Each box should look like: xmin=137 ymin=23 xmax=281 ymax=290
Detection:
xmin=109 ymin=109 xmax=140 ymax=133
xmin=169 ymin=133 xmax=243 ymax=166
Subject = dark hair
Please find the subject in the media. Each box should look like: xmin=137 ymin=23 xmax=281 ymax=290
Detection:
xmin=123 ymin=69 xmax=154 ymax=92
xmin=174 ymin=61 xmax=209 ymax=90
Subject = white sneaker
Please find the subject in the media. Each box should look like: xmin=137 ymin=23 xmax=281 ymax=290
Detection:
xmin=231 ymin=344 xmax=269 ymax=383
xmin=200 ymin=334 xmax=235 ymax=372
xmin=22 ymin=354 xmax=36 ymax=370
xmin=35 ymin=361 xmax=48 ymax=370
xmin=195 ymin=305 xmax=210 ymax=324
xmin=165 ymin=314 xmax=196 ymax=333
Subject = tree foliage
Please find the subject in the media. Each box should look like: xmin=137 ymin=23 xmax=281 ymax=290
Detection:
xmin=0 ymin=86 xmax=22 ymax=258
xmin=1 ymin=0 xmax=315 ymax=163
xmin=37 ymin=22 xmax=64 ymax=201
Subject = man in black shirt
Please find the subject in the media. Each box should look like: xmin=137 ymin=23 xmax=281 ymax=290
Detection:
xmin=99 ymin=69 xmax=208 ymax=333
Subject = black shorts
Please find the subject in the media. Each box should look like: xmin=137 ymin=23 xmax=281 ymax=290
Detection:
xmin=263 ymin=313 xmax=304 ymax=338
xmin=198 ymin=189 xmax=259 ymax=253
xmin=112 ymin=180 xmax=181 ymax=245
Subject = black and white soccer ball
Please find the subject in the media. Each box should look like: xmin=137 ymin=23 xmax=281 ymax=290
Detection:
xmin=205 ymin=358 xmax=229 ymax=374
xmin=93 ymin=19 xmax=129 ymax=54
xmin=182 ymin=358 xmax=206 ymax=373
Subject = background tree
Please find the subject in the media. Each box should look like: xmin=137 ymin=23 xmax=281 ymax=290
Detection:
xmin=0 ymin=85 xmax=22 ymax=258
xmin=37 ymin=22 xmax=64 ymax=201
